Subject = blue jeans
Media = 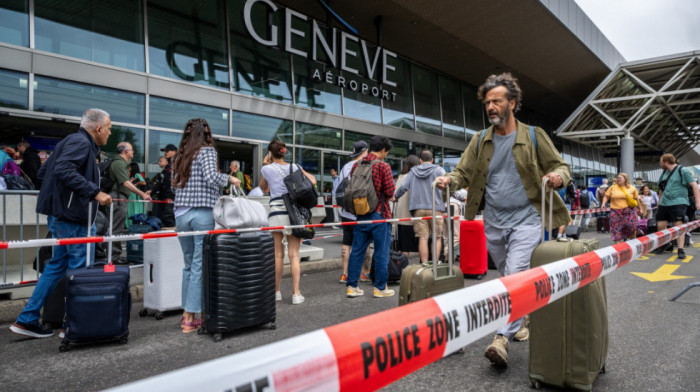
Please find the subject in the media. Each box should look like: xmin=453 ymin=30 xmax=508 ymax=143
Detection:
xmin=346 ymin=212 xmax=391 ymax=290
xmin=18 ymin=216 xmax=96 ymax=325
xmin=176 ymin=208 xmax=214 ymax=313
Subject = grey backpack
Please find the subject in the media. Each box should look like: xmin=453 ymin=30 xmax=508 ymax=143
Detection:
xmin=343 ymin=159 xmax=381 ymax=216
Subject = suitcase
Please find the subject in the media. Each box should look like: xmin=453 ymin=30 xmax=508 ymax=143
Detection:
xmin=398 ymin=181 xmax=464 ymax=306
xmin=139 ymin=232 xmax=184 ymax=320
xmin=565 ymin=224 xmax=581 ymax=239
xmin=370 ymin=250 xmax=409 ymax=284
xmin=60 ymin=264 xmax=131 ymax=352
xmin=596 ymin=216 xmax=610 ymax=232
xmin=459 ymin=219 xmax=487 ymax=278
xmin=637 ymin=218 xmax=649 ymax=236
xmin=202 ymin=231 xmax=276 ymax=342
xmin=647 ymin=218 xmax=657 ymax=234
xmin=126 ymin=222 xmax=154 ymax=264
xmin=528 ymin=179 xmax=608 ymax=390
xmin=42 ymin=277 xmax=65 ymax=328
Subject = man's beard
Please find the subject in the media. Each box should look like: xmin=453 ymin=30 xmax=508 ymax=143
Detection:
xmin=488 ymin=106 xmax=511 ymax=126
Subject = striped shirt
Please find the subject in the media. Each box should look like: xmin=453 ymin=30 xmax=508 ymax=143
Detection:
xmin=173 ymin=147 xmax=228 ymax=208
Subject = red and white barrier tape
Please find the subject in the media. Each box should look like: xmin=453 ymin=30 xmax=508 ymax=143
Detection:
xmin=106 ymin=220 xmax=700 ymax=392
xmin=569 ymin=207 xmax=610 ymax=215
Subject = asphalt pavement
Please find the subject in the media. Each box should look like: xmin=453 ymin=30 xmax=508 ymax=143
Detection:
xmin=1 ymin=227 xmax=699 ymax=391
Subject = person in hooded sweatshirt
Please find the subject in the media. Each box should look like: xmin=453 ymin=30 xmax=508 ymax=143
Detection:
xmin=394 ymin=150 xmax=446 ymax=264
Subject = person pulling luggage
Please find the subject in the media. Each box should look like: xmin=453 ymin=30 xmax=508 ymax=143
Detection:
xmin=435 ymin=73 xmax=571 ymax=367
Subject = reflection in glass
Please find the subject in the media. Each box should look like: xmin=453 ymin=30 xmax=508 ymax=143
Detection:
xmin=412 ymin=64 xmax=441 ymax=135
xmin=295 ymin=122 xmax=342 ymax=150
xmin=0 ymin=0 xmax=28 ymax=46
xmin=148 ymin=0 xmax=229 ymax=88
xmin=35 ymin=0 xmax=144 ymax=71
xmin=230 ymin=0 xmax=292 ymax=103
xmin=342 ymin=70 xmax=382 ymax=123
xmin=102 ymin=126 xmax=145 ymax=164
xmin=444 ymin=148 xmax=463 ymax=173
xmin=463 ymin=83 xmax=484 ymax=134
xmin=34 ymin=76 xmax=145 ymax=124
xmin=388 ymin=139 xmax=409 ymax=162
xmin=0 ymin=68 xmax=28 ymax=109
xmin=293 ymin=57 xmax=342 ymax=114
xmin=148 ymin=129 xmax=182 ymax=176
xmin=440 ymin=76 xmax=465 ymax=140
xmin=344 ymin=130 xmax=372 ymax=152
xmin=383 ymin=56 xmax=414 ymax=129
xmin=232 ymin=111 xmax=292 ymax=144
xmin=294 ymin=147 xmax=321 ymax=184
xmin=149 ymin=96 xmax=227 ymax=134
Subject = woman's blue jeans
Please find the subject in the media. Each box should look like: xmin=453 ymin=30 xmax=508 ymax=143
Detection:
xmin=176 ymin=208 xmax=214 ymax=313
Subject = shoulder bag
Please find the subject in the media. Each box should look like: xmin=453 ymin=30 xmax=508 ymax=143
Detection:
xmin=283 ymin=163 xmax=318 ymax=210
xmin=618 ymin=185 xmax=638 ymax=208
xmin=282 ymin=193 xmax=315 ymax=239
xmin=213 ymin=185 xmax=268 ymax=229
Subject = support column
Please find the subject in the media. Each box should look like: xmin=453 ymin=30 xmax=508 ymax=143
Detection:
xmin=620 ymin=136 xmax=635 ymax=177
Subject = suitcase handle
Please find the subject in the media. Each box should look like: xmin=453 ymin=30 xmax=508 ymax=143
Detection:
xmin=541 ymin=177 xmax=554 ymax=243
xmin=431 ymin=180 xmax=454 ymax=278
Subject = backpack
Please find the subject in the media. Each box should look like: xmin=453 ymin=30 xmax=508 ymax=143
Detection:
xmin=343 ymin=159 xmax=381 ymax=216
xmin=580 ymin=190 xmax=590 ymax=208
xmin=334 ymin=176 xmax=350 ymax=208
xmin=98 ymin=158 xmax=115 ymax=193
xmin=565 ymin=181 xmax=576 ymax=204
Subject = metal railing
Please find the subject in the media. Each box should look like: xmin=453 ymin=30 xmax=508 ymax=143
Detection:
xmin=0 ymin=190 xmax=44 ymax=290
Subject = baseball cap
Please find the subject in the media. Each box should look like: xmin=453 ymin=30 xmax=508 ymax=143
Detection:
xmin=160 ymin=144 xmax=177 ymax=152
xmin=349 ymin=140 xmax=368 ymax=158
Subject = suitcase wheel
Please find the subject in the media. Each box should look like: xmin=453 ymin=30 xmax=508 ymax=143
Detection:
xmin=600 ymin=365 xmax=606 ymax=374
xmin=154 ymin=312 xmax=164 ymax=321
xmin=213 ymin=333 xmax=223 ymax=343
xmin=58 ymin=343 xmax=71 ymax=353
xmin=197 ymin=327 xmax=207 ymax=336
xmin=268 ymin=323 xmax=277 ymax=330
xmin=139 ymin=308 xmax=149 ymax=317
xmin=118 ymin=336 xmax=128 ymax=345
xmin=529 ymin=379 xmax=542 ymax=389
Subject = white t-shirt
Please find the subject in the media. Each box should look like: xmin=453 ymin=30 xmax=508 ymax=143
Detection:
xmin=261 ymin=162 xmax=300 ymax=199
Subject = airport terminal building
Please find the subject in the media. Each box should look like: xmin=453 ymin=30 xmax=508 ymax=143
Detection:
xmin=0 ymin=0 xmax=629 ymax=189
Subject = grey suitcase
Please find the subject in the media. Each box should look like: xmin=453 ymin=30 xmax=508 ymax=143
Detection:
xmin=528 ymin=179 xmax=608 ymax=390
xmin=398 ymin=180 xmax=463 ymax=306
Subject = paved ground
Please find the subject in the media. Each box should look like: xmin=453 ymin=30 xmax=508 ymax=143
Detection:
xmin=1 ymin=228 xmax=698 ymax=391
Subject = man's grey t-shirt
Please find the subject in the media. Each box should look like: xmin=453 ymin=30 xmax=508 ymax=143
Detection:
xmin=484 ymin=131 xmax=540 ymax=228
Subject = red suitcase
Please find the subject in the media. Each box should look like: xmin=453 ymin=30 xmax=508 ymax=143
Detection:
xmin=459 ymin=219 xmax=488 ymax=279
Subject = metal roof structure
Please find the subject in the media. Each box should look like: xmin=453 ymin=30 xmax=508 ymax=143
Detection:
xmin=557 ymin=52 xmax=700 ymax=163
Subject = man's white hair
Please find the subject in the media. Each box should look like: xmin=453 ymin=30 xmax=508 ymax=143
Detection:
xmin=80 ymin=108 xmax=110 ymax=130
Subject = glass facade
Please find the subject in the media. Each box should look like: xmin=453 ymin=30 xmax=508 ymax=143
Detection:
xmin=35 ymin=0 xmax=145 ymax=71
xmin=0 ymin=68 xmax=28 ymax=109
xmin=0 ymin=0 xmax=28 ymax=47
xmin=102 ymin=126 xmax=145 ymax=165
xmin=0 ymin=0 xmax=631 ymax=183
xmin=149 ymin=96 xmax=227 ymax=134
xmin=33 ymin=76 xmax=145 ymax=124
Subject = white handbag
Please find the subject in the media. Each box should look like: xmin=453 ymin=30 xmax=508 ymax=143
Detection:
xmin=213 ymin=186 xmax=269 ymax=229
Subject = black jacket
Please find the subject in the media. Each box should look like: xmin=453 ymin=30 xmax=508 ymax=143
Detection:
xmin=36 ymin=128 xmax=100 ymax=224
xmin=153 ymin=161 xmax=174 ymax=200
xmin=20 ymin=146 xmax=42 ymax=186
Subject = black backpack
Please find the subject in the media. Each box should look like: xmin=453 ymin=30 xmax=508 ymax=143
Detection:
xmin=580 ymin=190 xmax=590 ymax=208
xmin=98 ymin=158 xmax=115 ymax=193
xmin=334 ymin=176 xmax=350 ymax=208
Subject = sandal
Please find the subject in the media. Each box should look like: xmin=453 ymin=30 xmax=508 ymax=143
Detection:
xmin=182 ymin=318 xmax=202 ymax=333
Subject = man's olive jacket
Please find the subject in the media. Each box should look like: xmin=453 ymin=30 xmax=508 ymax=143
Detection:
xmin=448 ymin=121 xmax=571 ymax=230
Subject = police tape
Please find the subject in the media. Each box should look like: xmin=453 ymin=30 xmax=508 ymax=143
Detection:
xmin=0 ymin=215 xmax=456 ymax=250
xmin=569 ymin=207 xmax=610 ymax=215
xmin=106 ymin=220 xmax=700 ymax=392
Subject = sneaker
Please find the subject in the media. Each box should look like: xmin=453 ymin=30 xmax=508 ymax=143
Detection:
xmin=339 ymin=274 xmax=347 ymax=284
xmin=485 ymin=334 xmax=509 ymax=367
xmin=9 ymin=321 xmax=55 ymax=338
xmin=664 ymin=243 xmax=674 ymax=253
xmin=275 ymin=291 xmax=282 ymax=301
xmin=677 ymin=249 xmax=687 ymax=259
xmin=513 ymin=315 xmax=530 ymax=342
xmin=346 ymin=286 xmax=364 ymax=298
xmin=292 ymin=294 xmax=305 ymax=305
xmin=373 ymin=287 xmax=395 ymax=298
xmin=360 ymin=272 xmax=371 ymax=283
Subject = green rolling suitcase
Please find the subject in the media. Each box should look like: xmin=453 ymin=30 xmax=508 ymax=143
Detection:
xmin=528 ymin=180 xmax=608 ymax=390
xmin=398 ymin=181 xmax=463 ymax=306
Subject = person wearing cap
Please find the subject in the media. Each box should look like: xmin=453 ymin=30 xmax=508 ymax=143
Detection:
xmin=152 ymin=144 xmax=177 ymax=227
xmin=333 ymin=140 xmax=372 ymax=284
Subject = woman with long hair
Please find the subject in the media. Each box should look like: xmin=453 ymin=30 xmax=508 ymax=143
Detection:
xmin=172 ymin=118 xmax=240 ymax=333
xmin=602 ymin=172 xmax=639 ymax=244
xmin=260 ymin=140 xmax=317 ymax=305
xmin=395 ymin=155 xmax=420 ymax=256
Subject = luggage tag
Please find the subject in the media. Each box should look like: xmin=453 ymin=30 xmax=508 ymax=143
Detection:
xmin=104 ymin=263 xmax=116 ymax=273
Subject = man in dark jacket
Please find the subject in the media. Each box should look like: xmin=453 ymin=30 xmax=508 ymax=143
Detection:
xmin=153 ymin=144 xmax=176 ymax=227
xmin=9 ymin=109 xmax=113 ymax=339
xmin=17 ymin=141 xmax=41 ymax=186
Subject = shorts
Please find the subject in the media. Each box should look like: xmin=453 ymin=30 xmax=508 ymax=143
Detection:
xmin=656 ymin=204 xmax=688 ymax=223
xmin=413 ymin=209 xmax=444 ymax=238
xmin=269 ymin=197 xmax=292 ymax=235
xmin=341 ymin=217 xmax=355 ymax=246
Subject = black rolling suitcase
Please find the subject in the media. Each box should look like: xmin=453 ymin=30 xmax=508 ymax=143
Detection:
xmin=202 ymin=231 xmax=276 ymax=342
xmin=596 ymin=215 xmax=610 ymax=232
xmin=59 ymin=204 xmax=131 ymax=352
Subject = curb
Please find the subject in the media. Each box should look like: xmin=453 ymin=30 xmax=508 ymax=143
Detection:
xmin=0 ymin=258 xmax=343 ymax=325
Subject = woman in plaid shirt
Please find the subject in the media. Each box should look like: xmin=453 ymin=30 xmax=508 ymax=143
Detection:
xmin=172 ymin=118 xmax=241 ymax=333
